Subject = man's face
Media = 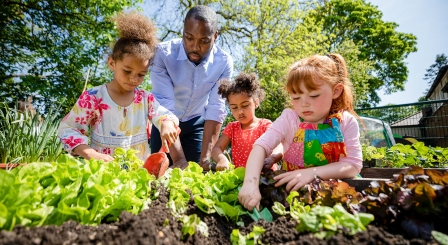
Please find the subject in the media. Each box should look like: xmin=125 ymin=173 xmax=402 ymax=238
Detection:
xmin=183 ymin=17 xmax=218 ymax=65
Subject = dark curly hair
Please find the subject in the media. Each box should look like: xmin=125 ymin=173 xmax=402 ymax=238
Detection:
xmin=218 ymin=72 xmax=265 ymax=104
xmin=110 ymin=11 xmax=158 ymax=61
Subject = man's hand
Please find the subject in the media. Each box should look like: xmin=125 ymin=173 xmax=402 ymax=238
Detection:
xmin=201 ymin=159 xmax=212 ymax=171
xmin=171 ymin=158 xmax=189 ymax=170
xmin=200 ymin=120 xmax=222 ymax=166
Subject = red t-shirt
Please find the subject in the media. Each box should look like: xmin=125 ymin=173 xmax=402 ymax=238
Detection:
xmin=222 ymin=118 xmax=272 ymax=168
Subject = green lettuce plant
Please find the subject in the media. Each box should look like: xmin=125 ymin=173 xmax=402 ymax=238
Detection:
xmin=362 ymin=142 xmax=448 ymax=168
xmin=0 ymin=149 xmax=157 ymax=231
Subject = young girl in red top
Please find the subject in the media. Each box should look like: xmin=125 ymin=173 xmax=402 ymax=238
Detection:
xmin=205 ymin=72 xmax=282 ymax=171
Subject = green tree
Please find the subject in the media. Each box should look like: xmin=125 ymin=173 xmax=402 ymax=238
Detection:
xmin=145 ymin=0 xmax=327 ymax=120
xmin=423 ymin=53 xmax=448 ymax=84
xmin=306 ymin=0 xmax=418 ymax=107
xmin=0 ymin=0 xmax=142 ymax=114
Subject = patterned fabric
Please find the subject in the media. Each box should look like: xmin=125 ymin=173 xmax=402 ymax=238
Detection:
xmin=282 ymin=112 xmax=346 ymax=171
xmin=222 ymin=119 xmax=272 ymax=168
xmin=58 ymin=84 xmax=179 ymax=161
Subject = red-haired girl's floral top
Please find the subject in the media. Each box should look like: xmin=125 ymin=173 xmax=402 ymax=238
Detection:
xmin=58 ymin=84 xmax=179 ymax=161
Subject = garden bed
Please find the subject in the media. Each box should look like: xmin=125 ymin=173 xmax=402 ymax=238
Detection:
xmin=344 ymin=164 xmax=448 ymax=192
xmin=0 ymin=184 xmax=439 ymax=245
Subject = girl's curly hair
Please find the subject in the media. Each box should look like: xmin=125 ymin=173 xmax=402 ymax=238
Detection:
xmin=111 ymin=11 xmax=158 ymax=61
xmin=218 ymin=72 xmax=265 ymax=104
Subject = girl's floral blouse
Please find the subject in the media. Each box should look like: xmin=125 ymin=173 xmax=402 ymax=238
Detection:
xmin=58 ymin=84 xmax=179 ymax=161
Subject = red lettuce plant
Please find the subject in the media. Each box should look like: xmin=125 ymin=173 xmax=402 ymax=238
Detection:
xmin=357 ymin=166 xmax=448 ymax=240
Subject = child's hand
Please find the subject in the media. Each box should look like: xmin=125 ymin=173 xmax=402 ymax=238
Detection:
xmin=238 ymin=183 xmax=261 ymax=211
xmin=216 ymin=159 xmax=229 ymax=171
xmin=160 ymin=121 xmax=179 ymax=152
xmin=74 ymin=145 xmax=114 ymax=162
xmin=273 ymin=168 xmax=315 ymax=192
xmin=92 ymin=152 xmax=115 ymax=162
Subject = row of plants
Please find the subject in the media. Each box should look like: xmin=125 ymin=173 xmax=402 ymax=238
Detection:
xmin=362 ymin=142 xmax=448 ymax=168
xmin=0 ymin=149 xmax=157 ymax=230
xmin=0 ymin=102 xmax=64 ymax=166
xmin=1 ymin=147 xmax=448 ymax=244
xmin=157 ymin=160 xmax=448 ymax=242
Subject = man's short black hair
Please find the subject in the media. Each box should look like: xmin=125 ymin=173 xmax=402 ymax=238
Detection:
xmin=184 ymin=5 xmax=218 ymax=33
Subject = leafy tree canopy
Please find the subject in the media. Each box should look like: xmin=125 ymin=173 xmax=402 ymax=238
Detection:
xmin=423 ymin=53 xmax=448 ymax=83
xmin=305 ymin=0 xmax=417 ymax=107
xmin=146 ymin=0 xmax=417 ymax=116
xmin=0 ymin=0 xmax=142 ymax=114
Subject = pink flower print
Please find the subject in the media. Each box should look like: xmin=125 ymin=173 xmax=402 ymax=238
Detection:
xmin=134 ymin=90 xmax=144 ymax=104
xmin=101 ymin=148 xmax=111 ymax=155
xmin=62 ymin=136 xmax=84 ymax=148
xmin=147 ymin=93 xmax=154 ymax=103
xmin=94 ymin=98 xmax=110 ymax=117
xmin=148 ymin=106 xmax=154 ymax=121
xmin=75 ymin=116 xmax=88 ymax=125
xmin=78 ymin=91 xmax=95 ymax=109
xmin=85 ymin=110 xmax=95 ymax=120
xmin=79 ymin=129 xmax=87 ymax=135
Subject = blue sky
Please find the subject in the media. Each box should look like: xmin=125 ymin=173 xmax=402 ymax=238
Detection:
xmin=367 ymin=0 xmax=448 ymax=106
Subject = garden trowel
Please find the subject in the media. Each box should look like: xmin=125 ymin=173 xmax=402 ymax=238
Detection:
xmin=143 ymin=127 xmax=181 ymax=178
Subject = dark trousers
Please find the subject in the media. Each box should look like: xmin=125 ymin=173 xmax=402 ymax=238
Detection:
xmin=149 ymin=116 xmax=204 ymax=165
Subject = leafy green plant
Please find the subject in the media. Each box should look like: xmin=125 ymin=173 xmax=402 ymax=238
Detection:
xmin=357 ymin=166 xmax=448 ymax=240
xmin=180 ymin=214 xmax=209 ymax=239
xmin=362 ymin=142 xmax=448 ymax=168
xmin=0 ymin=102 xmax=63 ymax=164
xmin=0 ymin=149 xmax=157 ymax=230
xmin=230 ymin=225 xmax=266 ymax=245
xmin=272 ymin=191 xmax=373 ymax=239
xmin=432 ymin=230 xmax=448 ymax=245
xmin=164 ymin=164 xmax=248 ymax=223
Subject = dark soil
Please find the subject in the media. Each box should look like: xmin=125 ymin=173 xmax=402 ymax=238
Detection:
xmin=0 ymin=185 xmax=441 ymax=245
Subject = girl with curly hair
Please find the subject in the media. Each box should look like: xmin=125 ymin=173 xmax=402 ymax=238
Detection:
xmin=205 ymin=72 xmax=283 ymax=171
xmin=58 ymin=12 xmax=181 ymax=163
xmin=239 ymin=54 xmax=363 ymax=211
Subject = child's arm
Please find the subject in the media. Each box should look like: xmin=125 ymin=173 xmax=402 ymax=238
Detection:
xmin=58 ymin=90 xmax=113 ymax=161
xmin=148 ymin=92 xmax=182 ymax=156
xmin=273 ymin=162 xmax=359 ymax=192
xmin=73 ymin=145 xmax=114 ymax=162
xmin=238 ymin=145 xmax=266 ymax=211
xmin=210 ymin=134 xmax=231 ymax=171
xmin=159 ymin=120 xmax=180 ymax=152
